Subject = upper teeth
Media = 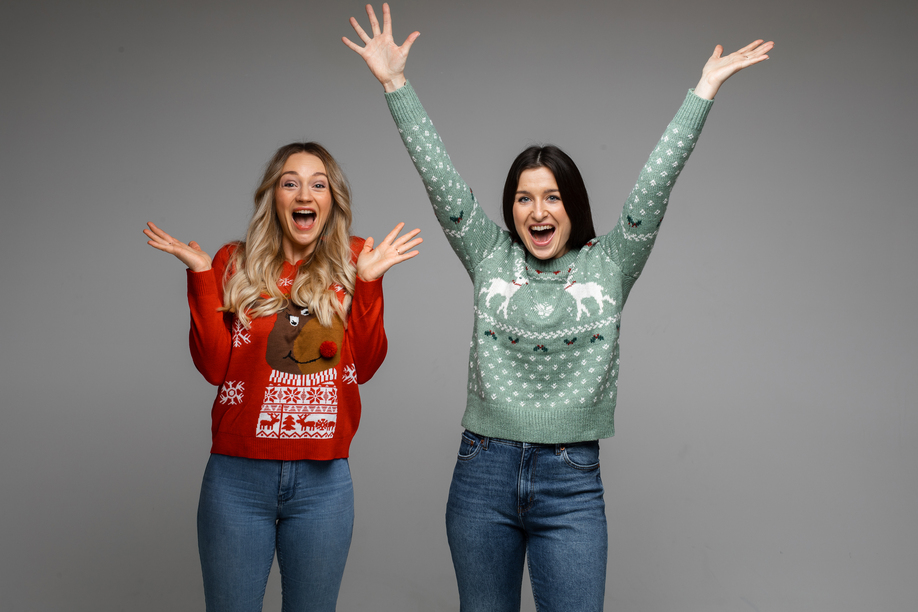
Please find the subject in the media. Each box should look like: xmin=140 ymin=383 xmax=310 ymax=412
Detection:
xmin=531 ymin=225 xmax=553 ymax=231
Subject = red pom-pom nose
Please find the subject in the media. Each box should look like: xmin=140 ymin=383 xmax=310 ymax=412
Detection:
xmin=319 ymin=341 xmax=338 ymax=359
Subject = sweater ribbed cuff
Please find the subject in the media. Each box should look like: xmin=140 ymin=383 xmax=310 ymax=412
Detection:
xmin=187 ymin=268 xmax=219 ymax=296
xmin=384 ymin=80 xmax=426 ymax=124
xmin=676 ymin=89 xmax=714 ymax=131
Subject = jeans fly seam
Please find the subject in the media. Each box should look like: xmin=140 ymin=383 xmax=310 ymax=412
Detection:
xmin=516 ymin=446 xmax=525 ymax=516
xmin=527 ymin=448 xmax=538 ymax=513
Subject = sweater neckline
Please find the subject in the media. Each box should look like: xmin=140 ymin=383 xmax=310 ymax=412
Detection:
xmin=523 ymin=248 xmax=580 ymax=280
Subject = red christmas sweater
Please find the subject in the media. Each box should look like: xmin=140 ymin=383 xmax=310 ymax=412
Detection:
xmin=186 ymin=237 xmax=387 ymax=460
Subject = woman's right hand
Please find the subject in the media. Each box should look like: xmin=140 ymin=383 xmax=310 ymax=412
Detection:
xmin=343 ymin=3 xmax=419 ymax=93
xmin=144 ymin=222 xmax=212 ymax=272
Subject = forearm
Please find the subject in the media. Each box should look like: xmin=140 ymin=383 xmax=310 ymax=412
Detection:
xmin=187 ymin=267 xmax=232 ymax=385
xmin=606 ymin=90 xmax=713 ymax=283
xmin=347 ymin=277 xmax=388 ymax=383
xmin=384 ymin=81 xmax=503 ymax=273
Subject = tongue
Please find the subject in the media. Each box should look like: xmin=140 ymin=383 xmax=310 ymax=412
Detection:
xmin=294 ymin=213 xmax=315 ymax=230
xmin=531 ymin=227 xmax=554 ymax=244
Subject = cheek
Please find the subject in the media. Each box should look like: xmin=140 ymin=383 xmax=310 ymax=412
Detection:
xmin=274 ymin=190 xmax=289 ymax=215
xmin=562 ymin=218 xmax=573 ymax=237
xmin=557 ymin=208 xmax=572 ymax=237
xmin=317 ymin=198 xmax=335 ymax=230
xmin=512 ymin=205 xmax=528 ymax=234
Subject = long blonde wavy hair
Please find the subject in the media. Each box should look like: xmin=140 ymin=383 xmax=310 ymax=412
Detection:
xmin=219 ymin=142 xmax=356 ymax=329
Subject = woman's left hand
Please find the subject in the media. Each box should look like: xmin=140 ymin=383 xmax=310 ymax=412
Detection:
xmin=694 ymin=39 xmax=774 ymax=100
xmin=356 ymin=222 xmax=423 ymax=282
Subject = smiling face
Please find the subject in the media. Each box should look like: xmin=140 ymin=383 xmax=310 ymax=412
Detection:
xmin=512 ymin=166 xmax=572 ymax=261
xmin=274 ymin=152 xmax=333 ymax=263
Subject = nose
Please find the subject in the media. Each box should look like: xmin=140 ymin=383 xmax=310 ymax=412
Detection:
xmin=532 ymin=200 xmax=548 ymax=220
xmin=295 ymin=186 xmax=312 ymax=202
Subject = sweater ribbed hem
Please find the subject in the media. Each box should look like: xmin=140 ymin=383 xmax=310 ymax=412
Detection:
xmin=211 ymin=431 xmax=353 ymax=461
xmin=460 ymin=396 xmax=615 ymax=444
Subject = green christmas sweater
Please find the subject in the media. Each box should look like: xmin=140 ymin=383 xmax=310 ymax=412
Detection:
xmin=386 ymin=82 xmax=712 ymax=443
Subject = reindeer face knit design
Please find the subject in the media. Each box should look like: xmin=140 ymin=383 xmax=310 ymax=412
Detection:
xmin=386 ymin=82 xmax=712 ymax=443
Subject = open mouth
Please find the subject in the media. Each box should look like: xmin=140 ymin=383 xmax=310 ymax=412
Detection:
xmin=529 ymin=224 xmax=555 ymax=246
xmin=292 ymin=209 xmax=316 ymax=230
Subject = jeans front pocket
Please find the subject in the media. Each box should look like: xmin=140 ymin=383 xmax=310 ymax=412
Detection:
xmin=561 ymin=441 xmax=600 ymax=470
xmin=457 ymin=430 xmax=484 ymax=461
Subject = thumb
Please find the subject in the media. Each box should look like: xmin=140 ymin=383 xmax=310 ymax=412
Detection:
xmin=402 ymin=30 xmax=420 ymax=52
xmin=363 ymin=236 xmax=375 ymax=252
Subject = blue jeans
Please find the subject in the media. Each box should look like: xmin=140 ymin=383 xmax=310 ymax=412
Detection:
xmin=446 ymin=431 xmax=608 ymax=612
xmin=197 ymin=454 xmax=354 ymax=612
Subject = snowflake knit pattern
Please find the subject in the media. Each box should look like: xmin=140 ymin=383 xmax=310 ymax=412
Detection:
xmin=386 ymin=82 xmax=712 ymax=443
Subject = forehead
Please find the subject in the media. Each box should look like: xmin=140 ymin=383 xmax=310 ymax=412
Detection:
xmin=517 ymin=166 xmax=558 ymax=191
xmin=281 ymin=152 xmax=327 ymax=176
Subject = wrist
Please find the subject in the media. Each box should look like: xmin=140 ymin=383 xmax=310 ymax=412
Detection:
xmin=381 ymin=74 xmax=407 ymax=93
xmin=188 ymin=260 xmax=213 ymax=273
xmin=357 ymin=271 xmax=382 ymax=283
xmin=694 ymin=73 xmax=722 ymax=100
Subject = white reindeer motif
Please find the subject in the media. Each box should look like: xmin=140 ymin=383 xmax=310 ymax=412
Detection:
xmin=564 ymin=281 xmax=616 ymax=321
xmin=480 ymin=277 xmax=528 ymax=318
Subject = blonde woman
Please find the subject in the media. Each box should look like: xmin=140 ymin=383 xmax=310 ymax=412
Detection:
xmin=144 ymin=141 xmax=421 ymax=612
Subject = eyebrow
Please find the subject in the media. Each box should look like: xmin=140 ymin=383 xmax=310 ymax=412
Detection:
xmin=281 ymin=170 xmax=328 ymax=179
xmin=516 ymin=188 xmax=560 ymax=195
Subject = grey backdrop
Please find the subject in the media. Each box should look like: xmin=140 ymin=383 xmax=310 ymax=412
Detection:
xmin=2 ymin=0 xmax=916 ymax=610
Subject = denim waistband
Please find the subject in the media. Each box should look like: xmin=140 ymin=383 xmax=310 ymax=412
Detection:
xmin=465 ymin=430 xmax=597 ymax=452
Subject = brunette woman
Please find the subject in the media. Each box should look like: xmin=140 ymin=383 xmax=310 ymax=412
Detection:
xmin=345 ymin=4 xmax=771 ymax=611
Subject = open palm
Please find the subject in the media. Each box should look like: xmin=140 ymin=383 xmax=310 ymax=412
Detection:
xmin=356 ymin=222 xmax=423 ymax=282
xmin=343 ymin=3 xmax=419 ymax=92
xmin=695 ymin=39 xmax=774 ymax=99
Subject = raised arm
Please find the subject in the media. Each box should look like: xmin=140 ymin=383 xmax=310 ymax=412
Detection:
xmin=145 ymin=222 xmax=234 ymax=384
xmin=344 ymin=4 xmax=507 ymax=277
xmin=604 ymin=40 xmax=773 ymax=299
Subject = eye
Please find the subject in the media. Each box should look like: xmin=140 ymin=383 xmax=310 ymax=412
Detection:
xmin=300 ymin=307 xmax=309 ymax=315
xmin=283 ymin=180 xmax=297 ymax=188
xmin=311 ymin=182 xmax=327 ymax=190
xmin=547 ymin=195 xmax=561 ymax=202
xmin=516 ymin=196 xmax=531 ymax=203
xmin=288 ymin=315 xmax=299 ymax=327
